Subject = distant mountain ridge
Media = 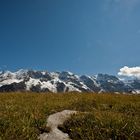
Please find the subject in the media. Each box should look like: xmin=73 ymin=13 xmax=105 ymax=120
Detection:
xmin=0 ymin=69 xmax=139 ymax=94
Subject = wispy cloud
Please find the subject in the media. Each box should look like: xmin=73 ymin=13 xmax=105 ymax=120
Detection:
xmin=118 ymin=66 xmax=140 ymax=78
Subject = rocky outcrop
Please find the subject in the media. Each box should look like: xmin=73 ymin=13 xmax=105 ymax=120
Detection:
xmin=39 ymin=110 xmax=77 ymax=140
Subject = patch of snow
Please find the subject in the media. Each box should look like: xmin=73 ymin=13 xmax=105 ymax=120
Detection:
xmin=84 ymin=75 xmax=100 ymax=87
xmin=132 ymin=90 xmax=140 ymax=94
xmin=0 ymin=79 xmax=23 ymax=87
xmin=25 ymin=78 xmax=41 ymax=90
xmin=41 ymin=81 xmax=57 ymax=93
xmin=2 ymin=71 xmax=15 ymax=78
xmin=66 ymin=71 xmax=73 ymax=75
xmin=53 ymin=77 xmax=63 ymax=83
xmin=15 ymin=69 xmax=28 ymax=74
xmin=42 ymin=72 xmax=46 ymax=75
xmin=74 ymin=74 xmax=79 ymax=79
xmin=99 ymin=89 xmax=105 ymax=93
xmin=65 ymin=82 xmax=81 ymax=92
xmin=50 ymin=72 xmax=60 ymax=79
xmin=79 ymin=82 xmax=88 ymax=90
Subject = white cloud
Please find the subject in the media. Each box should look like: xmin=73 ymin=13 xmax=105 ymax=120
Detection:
xmin=118 ymin=66 xmax=140 ymax=78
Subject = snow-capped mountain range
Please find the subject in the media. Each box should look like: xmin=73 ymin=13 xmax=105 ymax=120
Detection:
xmin=0 ymin=69 xmax=140 ymax=94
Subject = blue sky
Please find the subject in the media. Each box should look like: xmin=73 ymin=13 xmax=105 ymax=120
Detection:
xmin=0 ymin=0 xmax=140 ymax=75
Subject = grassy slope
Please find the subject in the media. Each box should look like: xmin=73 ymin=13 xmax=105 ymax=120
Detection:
xmin=0 ymin=92 xmax=139 ymax=140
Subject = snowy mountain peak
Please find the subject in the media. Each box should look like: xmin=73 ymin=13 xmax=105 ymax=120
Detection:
xmin=0 ymin=69 xmax=139 ymax=94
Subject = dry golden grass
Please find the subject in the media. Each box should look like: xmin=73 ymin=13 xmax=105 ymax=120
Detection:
xmin=0 ymin=92 xmax=139 ymax=140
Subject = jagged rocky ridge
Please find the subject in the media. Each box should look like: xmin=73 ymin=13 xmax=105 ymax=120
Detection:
xmin=0 ymin=70 xmax=139 ymax=94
